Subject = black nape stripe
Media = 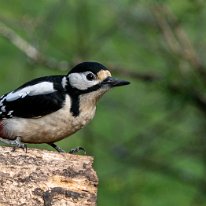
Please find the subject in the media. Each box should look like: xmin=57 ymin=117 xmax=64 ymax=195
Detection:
xmin=65 ymin=76 xmax=103 ymax=117
xmin=66 ymin=83 xmax=102 ymax=117
xmin=70 ymin=95 xmax=80 ymax=117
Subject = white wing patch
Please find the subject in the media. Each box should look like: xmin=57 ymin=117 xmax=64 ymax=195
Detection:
xmin=5 ymin=82 xmax=56 ymax=102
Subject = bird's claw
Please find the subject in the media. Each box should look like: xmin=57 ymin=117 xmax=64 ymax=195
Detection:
xmin=69 ymin=146 xmax=86 ymax=154
xmin=48 ymin=143 xmax=86 ymax=154
xmin=11 ymin=137 xmax=27 ymax=152
xmin=0 ymin=136 xmax=27 ymax=152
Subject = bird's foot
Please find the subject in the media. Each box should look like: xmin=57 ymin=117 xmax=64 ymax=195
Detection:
xmin=48 ymin=143 xmax=86 ymax=154
xmin=69 ymin=146 xmax=86 ymax=154
xmin=0 ymin=136 xmax=27 ymax=152
xmin=48 ymin=143 xmax=65 ymax=153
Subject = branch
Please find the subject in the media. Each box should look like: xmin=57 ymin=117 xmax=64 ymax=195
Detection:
xmin=109 ymin=65 xmax=161 ymax=82
xmin=0 ymin=146 xmax=98 ymax=206
xmin=167 ymin=83 xmax=206 ymax=114
xmin=151 ymin=5 xmax=206 ymax=77
xmin=0 ymin=22 xmax=70 ymax=71
xmin=0 ymin=21 xmax=160 ymax=82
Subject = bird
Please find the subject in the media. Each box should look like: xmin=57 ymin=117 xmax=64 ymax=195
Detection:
xmin=0 ymin=62 xmax=130 ymax=153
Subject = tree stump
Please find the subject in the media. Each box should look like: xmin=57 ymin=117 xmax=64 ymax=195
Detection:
xmin=0 ymin=146 xmax=98 ymax=206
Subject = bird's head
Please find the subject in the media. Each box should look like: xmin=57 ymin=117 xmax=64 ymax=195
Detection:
xmin=64 ymin=62 xmax=130 ymax=101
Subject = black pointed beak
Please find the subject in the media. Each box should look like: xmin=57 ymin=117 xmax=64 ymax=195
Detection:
xmin=102 ymin=77 xmax=130 ymax=87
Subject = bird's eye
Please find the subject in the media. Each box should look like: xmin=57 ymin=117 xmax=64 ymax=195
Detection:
xmin=86 ymin=73 xmax=96 ymax=81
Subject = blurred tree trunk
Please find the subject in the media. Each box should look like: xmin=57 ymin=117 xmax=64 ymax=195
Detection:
xmin=0 ymin=146 xmax=98 ymax=206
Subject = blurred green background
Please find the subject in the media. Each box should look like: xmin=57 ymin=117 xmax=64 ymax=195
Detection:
xmin=0 ymin=0 xmax=206 ymax=205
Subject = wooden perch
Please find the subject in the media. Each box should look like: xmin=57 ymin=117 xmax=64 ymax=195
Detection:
xmin=0 ymin=146 xmax=98 ymax=206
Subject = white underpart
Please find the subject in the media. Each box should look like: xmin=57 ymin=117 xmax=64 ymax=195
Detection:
xmin=5 ymin=82 xmax=56 ymax=102
xmin=2 ymin=95 xmax=97 ymax=143
xmin=68 ymin=72 xmax=100 ymax=90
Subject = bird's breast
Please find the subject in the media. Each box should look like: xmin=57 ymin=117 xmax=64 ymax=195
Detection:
xmin=1 ymin=95 xmax=96 ymax=143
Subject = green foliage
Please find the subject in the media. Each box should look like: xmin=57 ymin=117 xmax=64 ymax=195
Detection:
xmin=0 ymin=0 xmax=206 ymax=205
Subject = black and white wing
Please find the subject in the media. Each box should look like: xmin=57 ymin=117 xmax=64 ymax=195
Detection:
xmin=0 ymin=76 xmax=66 ymax=119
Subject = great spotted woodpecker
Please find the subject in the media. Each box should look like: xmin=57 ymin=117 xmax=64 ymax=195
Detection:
xmin=0 ymin=62 xmax=130 ymax=153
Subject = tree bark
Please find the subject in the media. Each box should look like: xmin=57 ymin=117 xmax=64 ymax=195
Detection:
xmin=0 ymin=146 xmax=98 ymax=206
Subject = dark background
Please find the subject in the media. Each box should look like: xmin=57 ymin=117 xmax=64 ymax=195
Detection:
xmin=0 ymin=0 xmax=206 ymax=205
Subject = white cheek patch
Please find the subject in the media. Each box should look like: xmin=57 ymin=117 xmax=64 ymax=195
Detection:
xmin=68 ymin=73 xmax=100 ymax=90
xmin=5 ymin=82 xmax=56 ymax=102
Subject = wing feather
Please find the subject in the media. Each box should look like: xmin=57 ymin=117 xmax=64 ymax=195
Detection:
xmin=5 ymin=82 xmax=56 ymax=102
xmin=0 ymin=75 xmax=66 ymax=118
